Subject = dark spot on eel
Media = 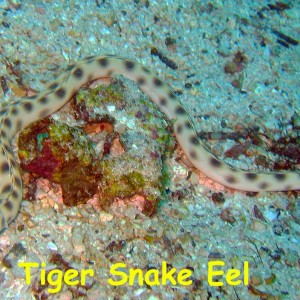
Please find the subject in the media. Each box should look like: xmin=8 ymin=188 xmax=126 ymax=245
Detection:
xmin=175 ymin=106 xmax=185 ymax=115
xmin=55 ymin=88 xmax=66 ymax=98
xmin=274 ymin=173 xmax=286 ymax=181
xmin=210 ymin=157 xmax=222 ymax=168
xmin=124 ymin=60 xmax=135 ymax=70
xmin=190 ymin=135 xmax=199 ymax=145
xmin=137 ymin=77 xmax=145 ymax=85
xmin=258 ymin=182 xmax=269 ymax=190
xmin=176 ymin=124 xmax=183 ymax=134
xmin=226 ymin=175 xmax=237 ymax=184
xmin=189 ymin=150 xmax=197 ymax=159
xmin=1 ymin=162 xmax=9 ymax=173
xmin=153 ymin=78 xmax=163 ymax=87
xmin=245 ymin=173 xmax=258 ymax=181
xmin=23 ymin=102 xmax=33 ymax=112
xmin=73 ymin=67 xmax=83 ymax=78
xmin=98 ymin=58 xmax=109 ymax=67
xmin=160 ymin=98 xmax=167 ymax=106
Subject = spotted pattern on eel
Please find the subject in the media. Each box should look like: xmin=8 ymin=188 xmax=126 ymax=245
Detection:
xmin=0 ymin=54 xmax=299 ymax=231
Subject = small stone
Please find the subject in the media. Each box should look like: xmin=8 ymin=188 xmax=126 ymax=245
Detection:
xmin=71 ymin=227 xmax=86 ymax=256
xmin=110 ymin=137 xmax=125 ymax=156
xmin=220 ymin=207 xmax=236 ymax=224
xmin=211 ymin=192 xmax=225 ymax=204
xmin=47 ymin=242 xmax=58 ymax=251
xmin=251 ymin=220 xmax=267 ymax=232
xmin=250 ymin=274 xmax=263 ymax=286
xmin=264 ymin=206 xmax=279 ymax=221
xmin=285 ymin=250 xmax=299 ymax=267
xmin=99 ymin=212 xmax=114 ymax=222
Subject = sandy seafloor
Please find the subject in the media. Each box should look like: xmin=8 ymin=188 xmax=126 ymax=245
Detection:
xmin=0 ymin=0 xmax=299 ymax=299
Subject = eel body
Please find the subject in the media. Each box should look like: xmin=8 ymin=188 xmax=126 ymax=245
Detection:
xmin=0 ymin=55 xmax=299 ymax=231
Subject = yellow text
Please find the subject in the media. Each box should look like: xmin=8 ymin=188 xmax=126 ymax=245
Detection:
xmin=207 ymin=260 xmax=249 ymax=286
xmin=108 ymin=261 xmax=193 ymax=286
xmin=18 ymin=261 xmax=94 ymax=293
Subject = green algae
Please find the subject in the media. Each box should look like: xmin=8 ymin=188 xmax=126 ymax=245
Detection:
xmin=48 ymin=123 xmax=73 ymax=143
xmin=122 ymin=171 xmax=146 ymax=189
xmin=48 ymin=122 xmax=95 ymax=166
xmin=37 ymin=132 xmax=49 ymax=151
xmin=98 ymin=155 xmax=159 ymax=215
xmin=76 ymin=82 xmax=126 ymax=108
xmin=98 ymin=157 xmax=147 ymax=200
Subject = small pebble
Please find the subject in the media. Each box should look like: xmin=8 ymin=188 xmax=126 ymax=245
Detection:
xmin=99 ymin=212 xmax=114 ymax=222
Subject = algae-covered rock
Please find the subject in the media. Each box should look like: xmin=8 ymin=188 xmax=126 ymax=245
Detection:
xmin=18 ymin=77 xmax=175 ymax=215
